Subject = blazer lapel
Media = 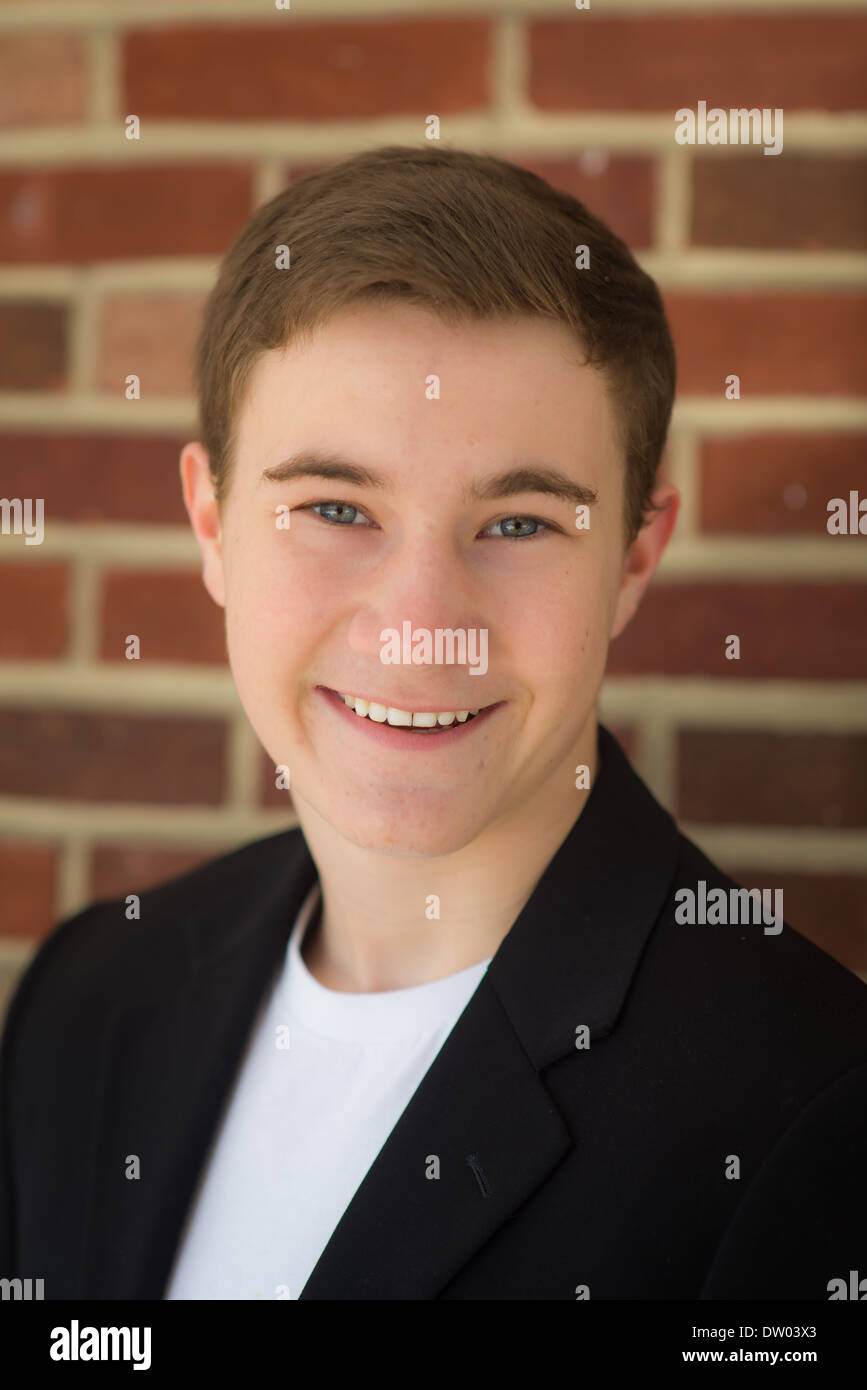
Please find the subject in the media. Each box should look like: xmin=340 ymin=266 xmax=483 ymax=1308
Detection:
xmin=299 ymin=978 xmax=572 ymax=1299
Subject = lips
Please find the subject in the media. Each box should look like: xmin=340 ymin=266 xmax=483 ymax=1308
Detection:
xmin=329 ymin=687 xmax=489 ymax=715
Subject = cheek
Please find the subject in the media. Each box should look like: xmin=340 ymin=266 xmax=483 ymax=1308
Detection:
xmin=221 ymin=528 xmax=351 ymax=702
xmin=224 ymin=561 xmax=285 ymax=663
xmin=224 ymin=526 xmax=314 ymax=635
xmin=220 ymin=542 xmax=292 ymax=716
xmin=507 ymin=563 xmax=607 ymax=682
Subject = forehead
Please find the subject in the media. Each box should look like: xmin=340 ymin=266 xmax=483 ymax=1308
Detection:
xmin=234 ymin=302 xmax=621 ymax=484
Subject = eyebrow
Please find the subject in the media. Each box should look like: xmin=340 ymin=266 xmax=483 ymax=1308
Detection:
xmin=261 ymin=451 xmax=598 ymax=509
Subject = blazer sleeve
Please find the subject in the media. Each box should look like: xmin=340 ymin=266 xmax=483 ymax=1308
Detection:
xmin=0 ymin=953 xmax=35 ymax=1278
xmin=700 ymin=1058 xmax=867 ymax=1300
xmin=0 ymin=905 xmax=102 ymax=1283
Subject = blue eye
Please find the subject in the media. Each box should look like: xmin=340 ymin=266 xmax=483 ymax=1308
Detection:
xmin=310 ymin=501 xmax=372 ymax=525
xmin=485 ymin=516 xmax=550 ymax=540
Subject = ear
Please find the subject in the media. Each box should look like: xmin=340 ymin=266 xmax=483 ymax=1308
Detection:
xmin=180 ymin=442 xmax=226 ymax=609
xmin=610 ymin=481 xmax=680 ymax=641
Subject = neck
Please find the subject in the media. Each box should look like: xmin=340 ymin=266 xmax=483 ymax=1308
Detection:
xmin=293 ymin=718 xmax=600 ymax=993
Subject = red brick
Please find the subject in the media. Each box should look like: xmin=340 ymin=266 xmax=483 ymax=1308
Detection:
xmin=0 ymin=34 xmax=88 ymax=129
xmin=529 ymin=15 xmax=867 ymax=112
xmin=124 ymin=20 xmax=491 ymax=120
xmin=99 ymin=570 xmax=226 ymax=665
xmin=0 ymin=166 xmax=253 ymax=264
xmin=89 ymin=842 xmax=226 ymax=901
xmin=0 ymin=563 xmax=68 ymax=657
xmin=513 ymin=154 xmax=655 ymax=249
xmin=0 ymin=302 xmax=67 ymax=390
xmin=726 ymin=868 xmax=867 ymax=974
xmin=0 ymin=842 xmax=59 ymax=938
xmin=699 ymin=434 xmax=867 ymax=535
xmin=664 ymin=293 xmax=867 ymax=395
xmin=607 ymin=582 xmax=867 ymax=680
xmin=96 ymin=293 xmax=205 ymax=397
xmin=0 ymin=708 xmax=228 ymax=804
xmin=677 ymin=730 xmax=867 ymax=828
xmin=692 ymin=155 xmax=867 ymax=251
xmin=0 ymin=433 xmax=190 ymax=525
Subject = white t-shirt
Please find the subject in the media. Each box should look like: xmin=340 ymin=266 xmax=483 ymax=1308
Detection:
xmin=164 ymin=880 xmax=492 ymax=1300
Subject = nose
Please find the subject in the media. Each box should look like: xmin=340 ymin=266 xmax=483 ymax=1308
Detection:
xmin=345 ymin=528 xmax=486 ymax=668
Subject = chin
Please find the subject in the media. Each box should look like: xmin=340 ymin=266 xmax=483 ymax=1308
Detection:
xmin=329 ymin=807 xmax=483 ymax=859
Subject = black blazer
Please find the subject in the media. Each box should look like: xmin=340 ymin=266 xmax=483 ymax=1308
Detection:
xmin=1 ymin=725 xmax=865 ymax=1300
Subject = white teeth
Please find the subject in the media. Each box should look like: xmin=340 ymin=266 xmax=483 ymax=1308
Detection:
xmin=337 ymin=692 xmax=483 ymax=730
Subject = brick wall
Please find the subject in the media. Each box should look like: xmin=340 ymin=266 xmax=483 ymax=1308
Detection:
xmin=1 ymin=0 xmax=865 ymax=1016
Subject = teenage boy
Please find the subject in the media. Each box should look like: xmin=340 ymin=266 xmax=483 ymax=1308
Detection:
xmin=1 ymin=146 xmax=865 ymax=1301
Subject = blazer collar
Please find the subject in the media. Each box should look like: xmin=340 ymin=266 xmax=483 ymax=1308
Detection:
xmin=80 ymin=723 xmax=680 ymax=1299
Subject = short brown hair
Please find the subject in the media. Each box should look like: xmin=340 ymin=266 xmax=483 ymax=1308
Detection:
xmin=194 ymin=144 xmax=676 ymax=545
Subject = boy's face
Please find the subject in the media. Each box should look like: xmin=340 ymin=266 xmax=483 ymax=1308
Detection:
xmin=184 ymin=302 xmax=675 ymax=856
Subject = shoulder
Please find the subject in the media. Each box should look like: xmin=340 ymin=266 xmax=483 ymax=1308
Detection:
xmin=644 ymin=827 xmax=867 ymax=1081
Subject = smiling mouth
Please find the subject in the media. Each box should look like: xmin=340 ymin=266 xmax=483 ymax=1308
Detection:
xmin=323 ymin=687 xmax=493 ymax=733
